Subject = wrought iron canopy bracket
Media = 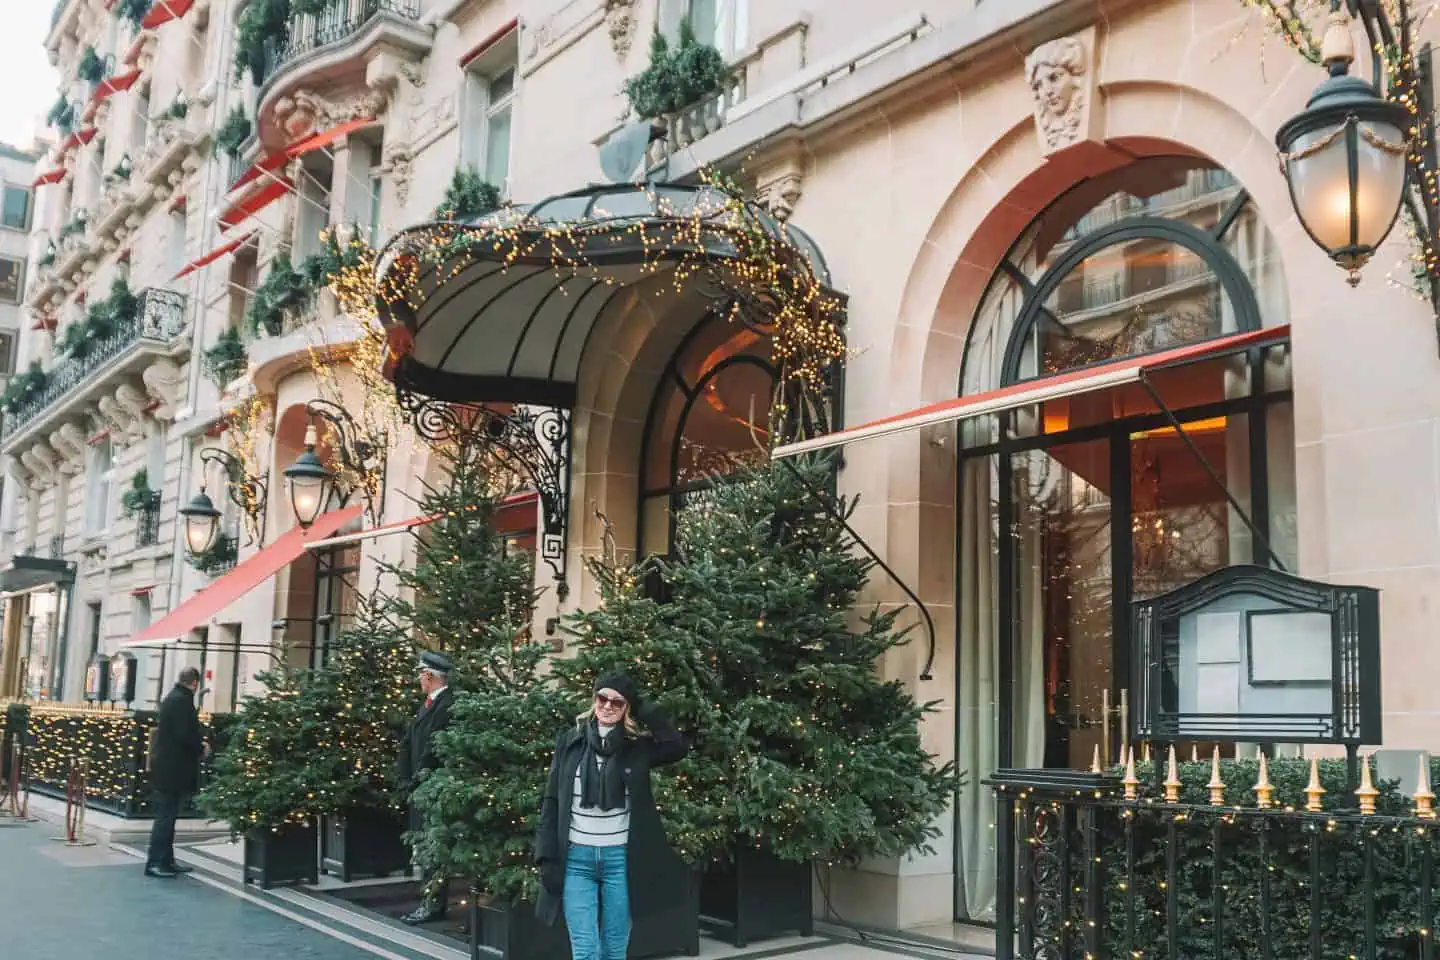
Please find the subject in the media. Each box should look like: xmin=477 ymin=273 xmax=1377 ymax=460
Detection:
xmin=199 ymin=447 xmax=266 ymax=547
xmin=396 ymin=388 xmax=572 ymax=599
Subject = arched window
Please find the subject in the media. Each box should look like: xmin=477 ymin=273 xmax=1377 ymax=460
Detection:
xmin=953 ymin=156 xmax=1297 ymax=922
xmin=638 ymin=313 xmax=777 ymax=558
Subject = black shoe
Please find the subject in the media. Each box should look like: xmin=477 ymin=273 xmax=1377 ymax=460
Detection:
xmin=145 ymin=864 xmax=178 ymax=878
xmin=400 ymin=905 xmax=444 ymax=925
xmin=167 ymin=863 xmax=194 ymax=874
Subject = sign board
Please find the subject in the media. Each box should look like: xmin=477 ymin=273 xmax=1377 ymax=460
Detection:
xmin=1130 ymin=564 xmax=1380 ymax=745
xmin=109 ymin=653 xmax=138 ymax=705
xmin=84 ymin=655 xmax=111 ymax=703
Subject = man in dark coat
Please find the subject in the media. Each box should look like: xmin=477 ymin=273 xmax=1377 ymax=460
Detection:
xmin=397 ymin=650 xmax=454 ymax=925
xmin=145 ymin=666 xmax=206 ymax=878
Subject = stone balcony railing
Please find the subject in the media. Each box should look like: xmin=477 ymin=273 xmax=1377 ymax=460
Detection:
xmin=2 ymin=288 xmax=188 ymax=443
xmin=259 ymin=0 xmax=422 ymax=88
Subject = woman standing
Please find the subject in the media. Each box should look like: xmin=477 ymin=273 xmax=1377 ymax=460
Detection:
xmin=534 ymin=672 xmax=689 ymax=960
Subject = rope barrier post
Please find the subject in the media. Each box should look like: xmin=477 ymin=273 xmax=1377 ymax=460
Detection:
xmin=66 ymin=759 xmax=95 ymax=848
xmin=0 ymin=742 xmax=19 ymax=827
xmin=13 ymin=743 xmax=37 ymax=823
xmin=51 ymin=759 xmax=77 ymax=842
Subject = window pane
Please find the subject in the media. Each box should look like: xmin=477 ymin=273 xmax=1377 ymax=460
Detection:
xmin=0 ymin=257 xmax=23 ymax=304
xmin=488 ymin=67 xmax=515 ymax=103
xmin=484 ymin=105 xmax=512 ymax=189
xmin=689 ymin=0 xmax=719 ymax=46
xmin=2 ymin=186 xmax=30 ymax=230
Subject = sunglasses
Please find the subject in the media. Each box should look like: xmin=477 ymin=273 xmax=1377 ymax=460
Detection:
xmin=594 ymin=694 xmax=628 ymax=710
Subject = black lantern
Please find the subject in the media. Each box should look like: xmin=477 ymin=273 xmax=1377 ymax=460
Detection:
xmin=1276 ymin=6 xmax=1411 ymax=283
xmin=284 ymin=425 xmax=335 ymax=529
xmin=178 ymin=486 xmax=221 ymax=556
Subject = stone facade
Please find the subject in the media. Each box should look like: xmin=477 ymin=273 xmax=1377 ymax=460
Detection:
xmin=2 ymin=0 xmax=1439 ymax=943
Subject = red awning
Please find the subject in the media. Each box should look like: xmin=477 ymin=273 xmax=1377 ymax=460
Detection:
xmin=230 ymin=117 xmax=375 ymax=192
xmin=773 ymin=325 xmax=1291 ymax=459
xmin=119 ymin=505 xmax=363 ymax=649
xmin=60 ymin=128 xmax=97 ymax=154
xmin=459 ymin=17 xmax=519 ymax=68
xmin=218 ymin=176 xmax=293 ymax=229
xmin=91 ymin=68 xmax=143 ymax=106
xmin=141 ymin=0 xmax=195 ymax=29
xmin=173 ymin=229 xmax=256 ymax=280
xmin=302 ymin=491 xmax=540 ymax=550
xmin=32 ymin=168 xmax=66 ymax=187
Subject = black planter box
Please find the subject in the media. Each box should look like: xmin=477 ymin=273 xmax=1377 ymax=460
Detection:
xmin=321 ymin=809 xmax=411 ymax=882
xmin=700 ymin=847 xmax=814 ymax=947
xmin=243 ymin=821 xmax=319 ymax=889
xmin=467 ymin=868 xmax=700 ymax=960
xmin=469 ymin=894 xmax=570 ymax=960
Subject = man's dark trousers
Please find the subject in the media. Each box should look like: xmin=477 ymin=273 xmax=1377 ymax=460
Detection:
xmin=147 ymin=790 xmax=184 ymax=868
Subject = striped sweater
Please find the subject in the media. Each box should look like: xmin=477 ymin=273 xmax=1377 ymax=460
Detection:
xmin=568 ymin=727 xmax=630 ymax=847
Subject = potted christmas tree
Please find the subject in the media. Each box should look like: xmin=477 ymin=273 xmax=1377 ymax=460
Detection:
xmin=296 ymin=594 xmax=417 ymax=882
xmin=666 ymin=460 xmax=958 ymax=947
xmin=197 ymin=668 xmax=320 ymax=888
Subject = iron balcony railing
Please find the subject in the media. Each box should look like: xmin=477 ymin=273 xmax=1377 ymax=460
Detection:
xmin=2 ymin=288 xmax=187 ymax=441
xmin=261 ymin=0 xmax=422 ymax=86
xmin=136 ymin=491 xmax=161 ymax=548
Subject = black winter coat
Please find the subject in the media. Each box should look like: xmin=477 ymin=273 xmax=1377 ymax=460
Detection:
xmin=151 ymin=684 xmax=203 ymax=796
xmin=395 ymin=688 xmax=453 ymax=827
xmin=533 ymin=703 xmax=688 ymax=928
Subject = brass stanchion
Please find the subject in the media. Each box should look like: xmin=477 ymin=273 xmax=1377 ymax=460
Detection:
xmin=51 ymin=759 xmax=79 ymax=842
xmin=65 ymin=759 xmax=95 ymax=847
xmin=6 ymin=743 xmax=36 ymax=823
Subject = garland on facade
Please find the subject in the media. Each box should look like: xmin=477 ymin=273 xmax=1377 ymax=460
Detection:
xmin=1240 ymin=0 xmax=1440 ymax=308
xmin=376 ymin=169 xmax=846 ymax=439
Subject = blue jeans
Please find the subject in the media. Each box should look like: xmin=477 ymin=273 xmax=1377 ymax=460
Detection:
xmin=563 ymin=844 xmax=630 ymax=960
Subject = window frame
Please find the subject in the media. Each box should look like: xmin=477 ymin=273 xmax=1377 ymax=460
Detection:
xmin=0 ymin=183 xmax=33 ymax=232
xmin=0 ymin=255 xmax=25 ymax=305
xmin=461 ymin=41 xmax=519 ymax=197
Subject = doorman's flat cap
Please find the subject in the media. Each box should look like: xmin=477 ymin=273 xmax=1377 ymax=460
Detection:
xmin=418 ymin=650 xmax=454 ymax=675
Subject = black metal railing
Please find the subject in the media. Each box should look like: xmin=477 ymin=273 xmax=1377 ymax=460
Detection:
xmin=136 ymin=491 xmax=161 ymax=547
xmin=992 ymin=760 xmax=1440 ymax=960
xmin=47 ymin=534 xmax=63 ymax=559
xmin=261 ymin=0 xmax=421 ymax=85
xmin=1 ymin=288 xmax=187 ymax=441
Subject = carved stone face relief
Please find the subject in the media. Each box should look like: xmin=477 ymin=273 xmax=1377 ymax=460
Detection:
xmin=1024 ymin=33 xmax=1096 ymax=155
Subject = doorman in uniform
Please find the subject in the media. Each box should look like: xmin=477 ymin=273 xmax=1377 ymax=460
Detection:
xmin=396 ymin=650 xmax=454 ymax=925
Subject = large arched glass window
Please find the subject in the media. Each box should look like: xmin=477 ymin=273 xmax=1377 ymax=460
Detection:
xmin=638 ymin=313 xmax=777 ymax=558
xmin=953 ymin=156 xmax=1296 ymax=923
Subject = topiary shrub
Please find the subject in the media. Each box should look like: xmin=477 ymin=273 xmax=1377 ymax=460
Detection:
xmin=433 ymin=169 xmax=501 ymax=221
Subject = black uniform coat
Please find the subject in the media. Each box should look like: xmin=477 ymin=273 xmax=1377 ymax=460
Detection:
xmin=151 ymin=683 xmax=204 ymax=795
xmin=533 ymin=703 xmax=689 ymax=928
xmin=395 ymin=687 xmax=453 ymax=828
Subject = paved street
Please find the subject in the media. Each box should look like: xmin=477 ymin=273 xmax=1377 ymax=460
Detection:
xmin=0 ymin=820 xmax=376 ymax=960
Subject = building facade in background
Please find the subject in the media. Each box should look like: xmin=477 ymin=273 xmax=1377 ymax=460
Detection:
xmin=0 ymin=0 xmax=1438 ymax=943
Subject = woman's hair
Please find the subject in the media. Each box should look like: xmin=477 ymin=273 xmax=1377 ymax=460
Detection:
xmin=574 ymin=704 xmax=644 ymax=738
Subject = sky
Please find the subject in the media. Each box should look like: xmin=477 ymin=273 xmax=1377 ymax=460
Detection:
xmin=0 ymin=2 xmax=61 ymax=152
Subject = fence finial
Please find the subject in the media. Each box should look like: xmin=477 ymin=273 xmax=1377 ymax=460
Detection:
xmin=1208 ymin=747 xmax=1225 ymax=806
xmin=1090 ymin=744 xmax=1101 ymax=774
xmin=1304 ymin=756 xmax=1326 ymax=813
xmin=1192 ymin=744 xmax=1199 ymax=763
xmin=1142 ymin=742 xmax=1152 ymax=764
xmin=1123 ymin=746 xmax=1140 ymax=801
xmin=1414 ymin=756 xmax=1436 ymax=820
xmin=1356 ymin=753 xmax=1379 ymax=815
xmin=1255 ymin=751 xmax=1276 ymax=809
xmin=1164 ymin=745 xmax=1182 ymax=802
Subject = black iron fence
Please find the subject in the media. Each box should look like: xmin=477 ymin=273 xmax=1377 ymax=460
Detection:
xmin=1 ymin=288 xmax=187 ymax=441
xmin=992 ymin=757 xmax=1440 ymax=960
xmin=260 ymin=0 xmax=422 ymax=86
xmin=136 ymin=491 xmax=161 ymax=547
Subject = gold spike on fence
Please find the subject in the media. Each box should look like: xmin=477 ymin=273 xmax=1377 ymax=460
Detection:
xmin=1413 ymin=756 xmax=1436 ymax=820
xmin=1304 ymin=756 xmax=1326 ymax=813
xmin=1254 ymin=751 xmax=1276 ymax=809
xmin=1356 ymin=754 xmax=1379 ymax=816
xmin=1090 ymin=745 xmax=1101 ymax=774
xmin=1123 ymin=746 xmax=1140 ymax=801
xmin=1164 ymin=746 xmax=1182 ymax=803
xmin=1207 ymin=747 xmax=1225 ymax=806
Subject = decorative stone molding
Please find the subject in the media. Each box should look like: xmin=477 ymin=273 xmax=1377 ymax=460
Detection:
xmin=605 ymin=0 xmax=639 ymax=60
xmin=95 ymin=394 xmax=132 ymax=443
xmin=1024 ymin=27 xmax=1100 ymax=157
xmin=115 ymin=381 xmax=152 ymax=435
xmin=20 ymin=446 xmax=56 ymax=489
xmin=141 ymin=360 xmax=185 ymax=420
xmin=49 ymin=423 xmax=86 ymax=475
xmin=272 ymin=88 xmax=389 ymax=144
xmin=80 ymin=541 xmax=106 ymax=573
xmin=381 ymin=146 xmax=414 ymax=207
xmin=754 ymin=145 xmax=805 ymax=222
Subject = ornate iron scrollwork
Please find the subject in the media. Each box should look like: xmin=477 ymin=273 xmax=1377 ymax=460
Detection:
xmin=304 ymin=399 xmax=388 ymax=525
xmin=199 ymin=447 xmax=267 ymax=547
xmin=395 ymin=388 xmax=572 ymax=598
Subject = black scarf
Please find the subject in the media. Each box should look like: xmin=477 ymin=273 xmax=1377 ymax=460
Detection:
xmin=578 ymin=719 xmax=627 ymax=812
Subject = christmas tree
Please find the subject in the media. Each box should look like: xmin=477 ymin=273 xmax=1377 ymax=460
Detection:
xmin=197 ymin=667 xmax=323 ymax=835
xmin=554 ymin=550 xmax=741 ymax=866
xmin=382 ymin=438 xmax=534 ymax=687
xmin=288 ymin=591 xmax=417 ymax=819
xmin=664 ymin=459 xmax=957 ymax=865
xmin=408 ymin=623 xmax=573 ymax=900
